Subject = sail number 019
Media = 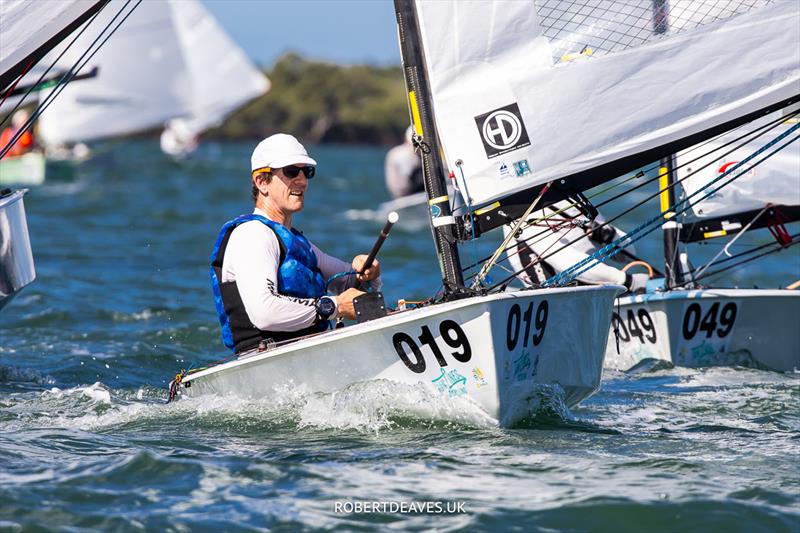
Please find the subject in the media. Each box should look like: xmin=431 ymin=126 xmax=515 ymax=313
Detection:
xmin=392 ymin=320 xmax=471 ymax=374
xmin=506 ymin=300 xmax=549 ymax=350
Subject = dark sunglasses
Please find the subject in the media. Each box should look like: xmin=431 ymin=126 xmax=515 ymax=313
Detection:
xmin=278 ymin=165 xmax=316 ymax=179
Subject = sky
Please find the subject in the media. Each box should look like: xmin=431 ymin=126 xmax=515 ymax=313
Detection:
xmin=202 ymin=0 xmax=401 ymax=68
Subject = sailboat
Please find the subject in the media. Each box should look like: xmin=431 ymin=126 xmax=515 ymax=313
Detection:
xmin=35 ymin=0 xmax=268 ymax=158
xmin=605 ymin=109 xmax=800 ymax=372
xmin=171 ymin=0 xmax=798 ymax=425
xmin=0 ymin=0 xmax=112 ymax=310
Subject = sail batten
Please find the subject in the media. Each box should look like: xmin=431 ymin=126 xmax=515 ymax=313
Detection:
xmin=413 ymin=0 xmax=800 ymax=209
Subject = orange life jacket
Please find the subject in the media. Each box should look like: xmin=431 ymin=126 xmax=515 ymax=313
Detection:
xmin=0 ymin=127 xmax=33 ymax=159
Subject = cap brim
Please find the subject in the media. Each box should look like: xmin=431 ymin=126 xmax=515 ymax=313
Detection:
xmin=268 ymin=155 xmax=317 ymax=168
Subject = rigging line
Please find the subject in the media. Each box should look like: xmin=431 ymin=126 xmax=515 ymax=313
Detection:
xmin=0 ymin=0 xmax=141 ymax=160
xmin=693 ymin=237 xmax=800 ymax=284
xmin=547 ymin=132 xmax=800 ymax=288
xmin=515 ymin=120 xmax=800 ymax=287
xmin=691 ymin=205 xmax=771 ymax=280
xmin=471 ymin=181 xmax=553 ymax=289
xmin=0 ymin=1 xmax=111 ymax=130
xmin=460 ymin=173 xmax=644 ymax=273
xmin=463 ymin=109 xmax=796 ymax=275
xmin=683 ymin=231 xmax=800 ymax=278
xmin=537 ymin=129 xmax=800 ymax=290
xmin=593 ymin=109 xmax=798 ymax=211
xmin=0 ymin=60 xmax=33 ymax=111
xmin=485 ymin=125 xmax=800 ymax=292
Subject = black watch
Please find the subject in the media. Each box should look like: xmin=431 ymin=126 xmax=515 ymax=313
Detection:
xmin=315 ymin=296 xmax=337 ymax=321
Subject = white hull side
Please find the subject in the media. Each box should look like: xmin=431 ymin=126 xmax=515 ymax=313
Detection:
xmin=0 ymin=189 xmax=36 ymax=311
xmin=605 ymin=289 xmax=800 ymax=372
xmin=180 ymin=285 xmax=621 ymax=427
xmin=0 ymin=152 xmax=45 ymax=186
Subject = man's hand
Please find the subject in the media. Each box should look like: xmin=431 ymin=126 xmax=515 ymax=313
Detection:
xmin=352 ymin=254 xmax=381 ymax=283
xmin=336 ymin=287 xmax=366 ymax=320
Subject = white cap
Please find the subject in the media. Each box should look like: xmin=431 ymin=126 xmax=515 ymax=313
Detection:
xmin=251 ymin=133 xmax=317 ymax=173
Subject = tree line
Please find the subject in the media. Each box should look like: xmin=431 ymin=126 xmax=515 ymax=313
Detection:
xmin=211 ymin=53 xmax=410 ymax=146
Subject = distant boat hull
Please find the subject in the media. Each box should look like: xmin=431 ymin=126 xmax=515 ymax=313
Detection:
xmin=605 ymin=289 xmax=800 ymax=372
xmin=0 ymin=189 xmax=36 ymax=311
xmin=0 ymin=152 xmax=45 ymax=186
xmin=177 ymin=285 xmax=621 ymax=427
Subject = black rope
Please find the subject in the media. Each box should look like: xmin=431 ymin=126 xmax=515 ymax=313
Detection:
xmin=483 ymin=127 xmax=800 ymax=292
xmin=463 ymin=109 xmax=798 ymax=278
xmin=691 ymin=236 xmax=800 ymax=283
xmin=0 ymin=1 xmax=110 ymax=130
xmin=0 ymin=0 xmax=141 ymax=159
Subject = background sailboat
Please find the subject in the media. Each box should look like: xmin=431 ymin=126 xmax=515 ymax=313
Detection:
xmin=36 ymin=0 xmax=269 ymax=158
xmin=605 ymin=108 xmax=800 ymax=372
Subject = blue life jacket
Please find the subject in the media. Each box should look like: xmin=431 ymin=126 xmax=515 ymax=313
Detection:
xmin=210 ymin=214 xmax=327 ymax=353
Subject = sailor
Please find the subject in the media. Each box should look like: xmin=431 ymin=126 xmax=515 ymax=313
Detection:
xmin=504 ymin=201 xmax=650 ymax=293
xmin=384 ymin=125 xmax=424 ymax=199
xmin=0 ymin=110 xmax=34 ymax=159
xmin=211 ymin=133 xmax=382 ymax=353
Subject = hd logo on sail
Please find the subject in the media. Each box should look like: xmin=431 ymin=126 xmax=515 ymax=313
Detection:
xmin=475 ymin=102 xmax=531 ymax=158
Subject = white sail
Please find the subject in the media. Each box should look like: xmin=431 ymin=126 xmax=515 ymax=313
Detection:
xmin=37 ymin=0 xmax=268 ymax=146
xmin=167 ymin=0 xmax=269 ymax=136
xmin=0 ymin=0 xmax=101 ymax=82
xmin=677 ymin=111 xmax=800 ymax=221
xmin=413 ymin=0 xmax=800 ymax=207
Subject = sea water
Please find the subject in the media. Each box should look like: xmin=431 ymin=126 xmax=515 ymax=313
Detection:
xmin=1 ymin=140 xmax=798 ymax=531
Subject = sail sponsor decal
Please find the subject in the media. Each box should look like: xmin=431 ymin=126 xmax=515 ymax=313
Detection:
xmin=718 ymin=160 xmax=756 ymax=179
xmin=498 ymin=162 xmax=512 ymax=179
xmin=472 ymin=367 xmax=489 ymax=388
xmin=474 ymin=102 xmax=530 ymax=159
xmin=513 ymin=159 xmax=531 ymax=177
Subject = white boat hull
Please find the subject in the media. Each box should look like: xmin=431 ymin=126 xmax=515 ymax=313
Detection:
xmin=178 ymin=285 xmax=621 ymax=427
xmin=0 ymin=152 xmax=45 ymax=186
xmin=605 ymin=289 xmax=800 ymax=372
xmin=0 ymin=189 xmax=36 ymax=311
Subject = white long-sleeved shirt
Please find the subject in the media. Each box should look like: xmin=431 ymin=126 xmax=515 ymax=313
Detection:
xmin=221 ymin=208 xmax=382 ymax=331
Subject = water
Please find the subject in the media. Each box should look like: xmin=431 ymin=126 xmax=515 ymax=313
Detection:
xmin=1 ymin=140 xmax=798 ymax=531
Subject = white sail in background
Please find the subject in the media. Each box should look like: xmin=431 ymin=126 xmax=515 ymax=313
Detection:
xmin=677 ymin=111 xmax=800 ymax=221
xmin=0 ymin=0 xmax=100 ymax=82
xmin=38 ymin=0 xmax=268 ymax=147
xmin=413 ymin=0 xmax=800 ymax=207
xmin=168 ymin=0 xmax=269 ymax=136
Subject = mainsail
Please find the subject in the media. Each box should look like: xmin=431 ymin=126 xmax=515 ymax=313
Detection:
xmin=412 ymin=0 xmax=799 ymax=218
xmin=37 ymin=0 xmax=268 ymax=147
xmin=0 ymin=0 xmax=107 ymax=91
xmin=675 ymin=110 xmax=800 ymax=242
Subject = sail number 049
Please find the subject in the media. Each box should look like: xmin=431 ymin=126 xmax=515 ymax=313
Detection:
xmin=682 ymin=302 xmax=737 ymax=340
xmin=392 ymin=320 xmax=471 ymax=374
xmin=612 ymin=309 xmax=657 ymax=344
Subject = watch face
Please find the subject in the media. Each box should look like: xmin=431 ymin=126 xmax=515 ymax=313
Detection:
xmin=318 ymin=297 xmax=336 ymax=317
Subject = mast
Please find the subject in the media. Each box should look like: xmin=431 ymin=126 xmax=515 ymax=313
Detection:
xmin=659 ymin=155 xmax=684 ymax=288
xmin=394 ymin=0 xmax=467 ymax=297
xmin=652 ymin=0 xmax=684 ymax=289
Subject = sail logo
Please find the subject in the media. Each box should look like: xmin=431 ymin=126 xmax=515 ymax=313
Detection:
xmin=718 ymin=161 xmax=755 ymax=179
xmin=475 ymin=103 xmax=531 ymax=159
